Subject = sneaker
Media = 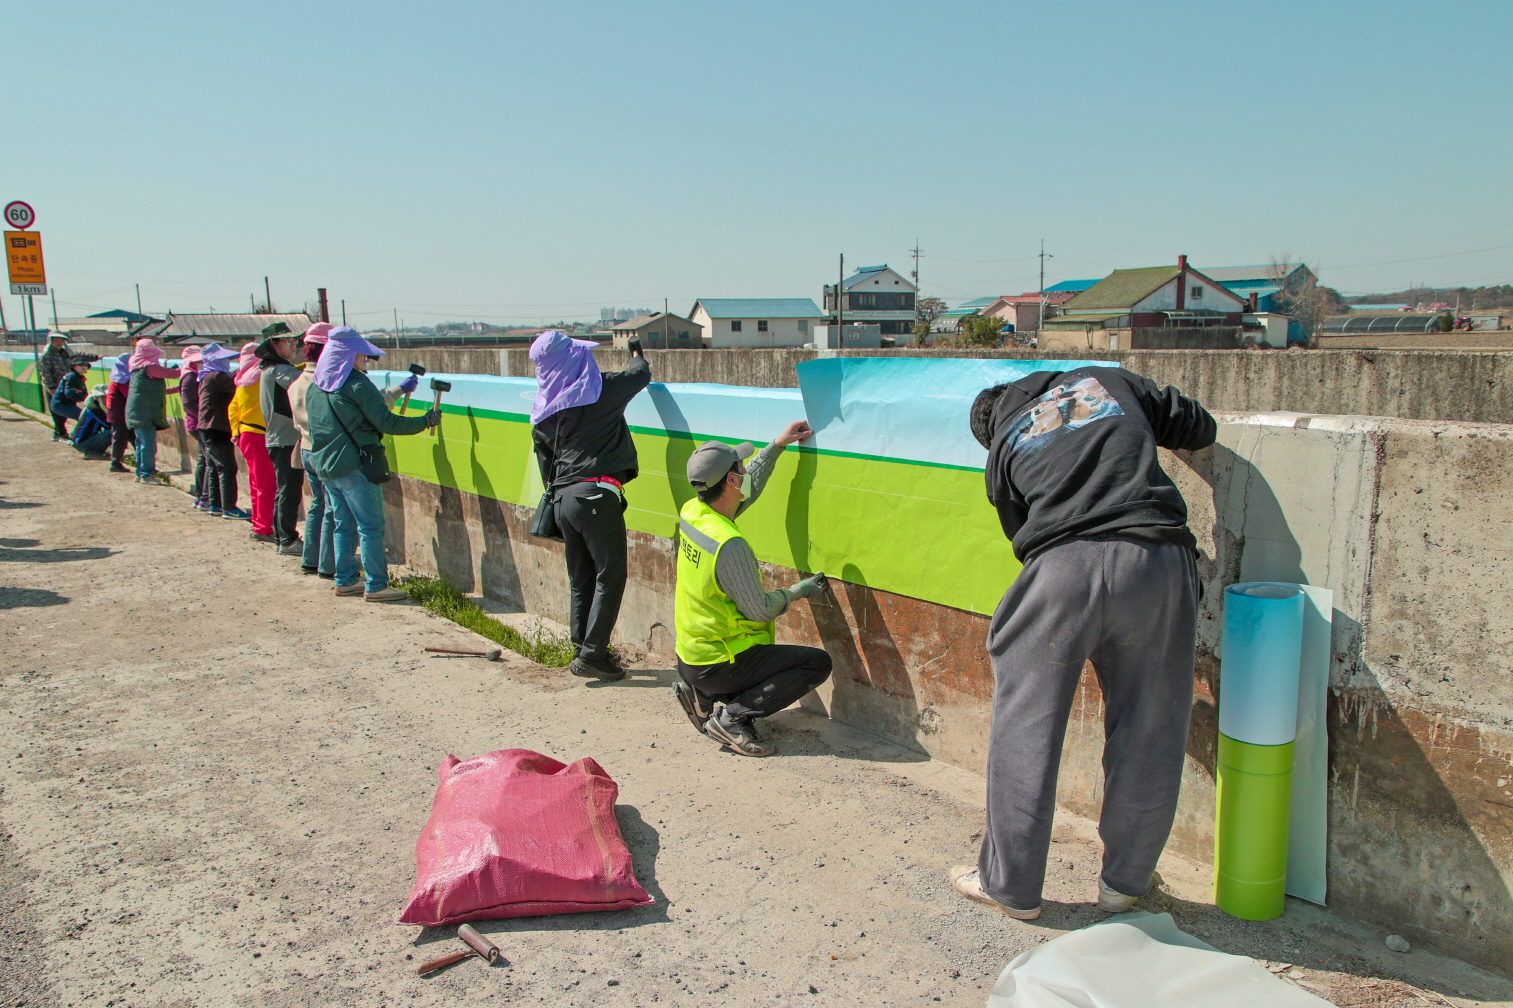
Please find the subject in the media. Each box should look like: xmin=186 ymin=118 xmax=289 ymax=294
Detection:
xmin=109 ymin=462 xmax=129 ymax=473
xmin=207 ymin=508 xmax=223 ymax=517
xmin=1096 ymin=872 xmax=1163 ymax=913
xmin=703 ymin=708 xmax=775 ymax=757
xmin=191 ymin=499 xmax=208 ymax=510
xmin=248 ymin=532 xmax=276 ymax=544
xmin=569 ymin=655 xmax=626 ymax=681
xmin=948 ymin=867 xmax=1041 ymax=920
xmin=334 ymin=583 xmax=364 ymax=597
xmin=673 ymin=681 xmax=714 ymax=733
xmin=317 ymin=571 xmax=336 ymax=580
xmin=364 ymin=587 xmax=409 ymax=602
xmin=83 ymin=453 xmax=110 ymax=461
xmin=221 ymin=508 xmax=251 ymax=521
xmin=277 ymin=540 xmax=304 ymax=556
xmin=301 ymin=565 xmax=319 ymax=575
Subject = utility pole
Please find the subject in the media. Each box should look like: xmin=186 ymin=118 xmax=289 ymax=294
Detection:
xmin=317 ymin=288 xmax=330 ymax=323
xmin=394 ymin=308 xmax=400 ymax=347
xmin=135 ymin=283 xmax=142 ymax=316
xmin=341 ymin=299 xmax=347 ymax=325
xmin=0 ymin=293 xmax=8 ymax=333
xmin=49 ymin=286 xmax=59 ymax=330
xmin=1037 ymin=240 xmax=1053 ymax=332
xmin=910 ymin=239 xmax=922 ymax=288
xmin=664 ymin=297 xmax=670 ymax=346
xmin=264 ymin=276 xmax=273 ymax=314
xmin=837 ymin=253 xmax=845 ymax=335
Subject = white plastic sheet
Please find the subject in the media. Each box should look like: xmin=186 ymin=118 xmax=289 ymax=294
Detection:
xmin=986 ymin=912 xmax=1330 ymax=1008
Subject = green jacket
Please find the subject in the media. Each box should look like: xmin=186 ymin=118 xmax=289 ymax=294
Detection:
xmin=304 ymin=371 xmax=428 ymax=480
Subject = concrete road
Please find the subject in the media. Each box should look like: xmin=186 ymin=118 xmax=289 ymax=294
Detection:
xmin=2 ymin=409 xmax=1509 ymax=1008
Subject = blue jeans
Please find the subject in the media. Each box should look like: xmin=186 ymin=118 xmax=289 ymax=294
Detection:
xmin=132 ymin=427 xmax=158 ymax=477
xmin=324 ymin=470 xmax=388 ymax=593
xmin=301 ymin=451 xmax=338 ymax=574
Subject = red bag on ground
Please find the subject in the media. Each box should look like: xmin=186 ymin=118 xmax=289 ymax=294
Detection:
xmin=396 ymin=749 xmax=654 ymax=926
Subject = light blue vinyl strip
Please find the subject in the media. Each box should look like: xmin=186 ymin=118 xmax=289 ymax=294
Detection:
xmin=1219 ymin=583 xmax=1305 ymax=746
xmin=1286 ymin=585 xmax=1334 ymax=905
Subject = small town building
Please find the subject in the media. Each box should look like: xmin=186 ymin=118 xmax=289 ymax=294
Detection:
xmin=812 ymin=324 xmax=881 ymax=349
xmin=51 ymin=309 xmax=158 ymax=343
xmin=609 ymin=312 xmax=706 ymax=349
xmin=132 ymin=312 xmax=313 ymax=345
xmin=688 ymin=299 xmax=824 ymax=348
xmin=822 ymin=264 xmax=917 ymax=336
xmin=979 ymin=292 xmax=1078 ymax=333
xmin=1046 ymin=257 xmax=1247 ymax=331
xmin=935 ymin=296 xmax=998 ymax=332
xmin=1201 ymin=263 xmax=1316 ymax=314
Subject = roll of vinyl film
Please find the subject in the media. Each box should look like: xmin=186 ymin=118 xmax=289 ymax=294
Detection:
xmin=1216 ymin=582 xmax=1304 ymax=921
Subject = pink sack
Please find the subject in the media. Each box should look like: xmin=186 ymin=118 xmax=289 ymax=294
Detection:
xmin=396 ymin=749 xmax=654 ymax=926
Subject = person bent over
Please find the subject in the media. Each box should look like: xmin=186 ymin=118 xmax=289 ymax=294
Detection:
xmin=672 ymin=424 xmax=830 ymax=757
xmin=950 ymin=366 xmax=1215 ymax=920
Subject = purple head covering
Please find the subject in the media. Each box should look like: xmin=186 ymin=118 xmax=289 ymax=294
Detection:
xmin=313 ymin=326 xmax=385 ymax=393
xmin=109 ymin=353 xmax=131 ymax=384
xmin=529 ymin=330 xmax=602 ymax=424
xmin=200 ymin=342 xmax=240 ymax=375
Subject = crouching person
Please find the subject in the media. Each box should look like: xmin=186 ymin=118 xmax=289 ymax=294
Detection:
xmin=672 ymin=424 xmax=830 ymax=757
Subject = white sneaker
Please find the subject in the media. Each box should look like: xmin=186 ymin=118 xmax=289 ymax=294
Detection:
xmin=948 ymin=866 xmax=1041 ymax=920
xmin=1097 ymin=871 xmax=1163 ymax=913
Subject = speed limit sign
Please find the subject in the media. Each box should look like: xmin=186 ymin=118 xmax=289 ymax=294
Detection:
xmin=4 ymin=201 xmax=36 ymax=229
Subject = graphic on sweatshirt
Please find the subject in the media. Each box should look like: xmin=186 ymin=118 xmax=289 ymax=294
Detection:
xmin=1003 ymin=376 xmax=1124 ymax=457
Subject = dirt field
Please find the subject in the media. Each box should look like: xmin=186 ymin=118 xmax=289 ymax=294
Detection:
xmin=2 ymin=408 xmax=1510 ymax=1008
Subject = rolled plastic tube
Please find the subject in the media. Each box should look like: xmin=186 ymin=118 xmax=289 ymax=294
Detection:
xmin=1215 ymin=582 xmax=1304 ymax=921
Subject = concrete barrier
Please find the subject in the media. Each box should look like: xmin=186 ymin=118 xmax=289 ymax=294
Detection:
xmin=379 ymin=402 xmax=1513 ymax=974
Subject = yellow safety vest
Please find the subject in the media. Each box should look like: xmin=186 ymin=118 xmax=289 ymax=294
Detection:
xmin=674 ymin=497 xmax=775 ymax=665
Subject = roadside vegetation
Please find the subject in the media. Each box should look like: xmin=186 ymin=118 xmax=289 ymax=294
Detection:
xmin=390 ymin=574 xmax=577 ymax=666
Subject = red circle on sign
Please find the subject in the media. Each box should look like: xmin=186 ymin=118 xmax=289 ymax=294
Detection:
xmin=4 ymin=201 xmax=36 ymax=229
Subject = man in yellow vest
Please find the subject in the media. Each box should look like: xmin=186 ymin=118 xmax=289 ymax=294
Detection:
xmin=673 ymin=423 xmax=830 ymax=757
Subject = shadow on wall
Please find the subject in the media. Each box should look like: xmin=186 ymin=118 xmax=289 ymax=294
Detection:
xmin=1180 ymin=443 xmax=1513 ymax=968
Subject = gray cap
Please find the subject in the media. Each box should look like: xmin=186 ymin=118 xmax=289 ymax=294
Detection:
xmin=686 ymin=440 xmax=754 ymax=489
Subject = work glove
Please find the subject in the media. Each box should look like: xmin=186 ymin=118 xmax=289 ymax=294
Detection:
xmin=628 ymin=338 xmax=643 ymax=357
xmin=423 ymin=409 xmax=442 ymax=428
xmin=791 ymin=572 xmax=828 ymax=599
xmin=398 ymin=374 xmax=419 ymax=394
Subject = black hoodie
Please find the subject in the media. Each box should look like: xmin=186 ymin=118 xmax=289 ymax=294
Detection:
xmin=981 ymin=366 xmax=1215 ymax=562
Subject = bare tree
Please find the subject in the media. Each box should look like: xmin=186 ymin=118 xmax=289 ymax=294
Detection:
xmin=1268 ymin=254 xmax=1346 ymax=343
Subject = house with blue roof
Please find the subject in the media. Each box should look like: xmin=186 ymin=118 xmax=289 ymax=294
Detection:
xmin=1201 ymin=263 xmax=1317 ymax=343
xmin=689 ymin=298 xmax=825 ymax=348
xmin=822 ymin=264 xmax=918 ymax=337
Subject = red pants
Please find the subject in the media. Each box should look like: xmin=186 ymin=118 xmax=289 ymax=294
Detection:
xmin=236 ymin=431 xmax=275 ymax=536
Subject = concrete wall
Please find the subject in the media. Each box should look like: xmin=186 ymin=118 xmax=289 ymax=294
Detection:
xmin=379 ymin=409 xmax=1513 ymax=974
xmin=481 ymin=347 xmax=1513 ymax=425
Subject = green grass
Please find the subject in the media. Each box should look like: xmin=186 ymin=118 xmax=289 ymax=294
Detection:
xmin=390 ymin=574 xmax=578 ymax=667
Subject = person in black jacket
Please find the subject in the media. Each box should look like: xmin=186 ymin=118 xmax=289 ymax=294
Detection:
xmin=530 ymin=332 xmax=651 ymax=681
xmin=949 ymin=366 xmax=1216 ymax=922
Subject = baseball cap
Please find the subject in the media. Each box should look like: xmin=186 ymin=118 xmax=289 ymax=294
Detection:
xmin=686 ymin=440 xmax=754 ymax=489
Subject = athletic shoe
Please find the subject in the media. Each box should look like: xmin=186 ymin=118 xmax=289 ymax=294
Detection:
xmin=317 ymin=571 xmax=336 ymax=580
xmin=276 ymin=540 xmax=304 ymax=556
xmin=109 ymin=462 xmax=129 ymax=473
xmin=207 ymin=508 xmax=223 ymax=517
xmin=248 ymin=532 xmax=276 ymax=544
xmin=191 ymin=499 xmax=208 ymax=510
xmin=673 ymin=681 xmax=714 ymax=732
xmin=301 ymin=565 xmax=319 ymax=575
xmin=134 ymin=473 xmax=168 ymax=485
xmin=569 ymin=655 xmax=626 ymax=681
xmin=83 ymin=453 xmax=109 ymax=461
xmin=221 ymin=508 xmax=251 ymax=521
xmin=334 ymin=583 xmax=364 ymax=597
xmin=364 ymin=587 xmax=409 ymax=603
xmin=52 ymin=435 xmax=69 ymax=443
xmin=948 ymin=867 xmax=1041 ymax=920
xmin=703 ymin=708 xmax=775 ymax=757
xmin=1096 ymin=872 xmax=1163 ymax=913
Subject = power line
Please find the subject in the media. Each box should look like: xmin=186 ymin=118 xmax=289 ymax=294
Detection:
xmin=1327 ymin=242 xmax=1513 ymax=270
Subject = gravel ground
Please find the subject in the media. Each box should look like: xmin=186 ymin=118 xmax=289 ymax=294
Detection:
xmin=2 ymin=408 xmax=1510 ymax=1008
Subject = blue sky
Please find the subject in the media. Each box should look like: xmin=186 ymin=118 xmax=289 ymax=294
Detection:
xmin=7 ymin=0 xmax=1510 ymax=325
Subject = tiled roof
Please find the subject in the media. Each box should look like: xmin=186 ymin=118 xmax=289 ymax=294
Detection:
xmin=692 ymin=299 xmax=822 ymax=319
xmin=138 ymin=313 xmax=314 ymax=343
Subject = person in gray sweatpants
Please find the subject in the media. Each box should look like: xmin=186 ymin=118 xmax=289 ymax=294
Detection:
xmin=951 ymin=365 xmax=1216 ymax=920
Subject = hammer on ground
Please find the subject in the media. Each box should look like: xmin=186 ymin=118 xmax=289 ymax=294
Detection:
xmin=425 ymin=646 xmax=503 ymax=662
xmin=400 ymin=363 xmax=426 ymax=414
xmin=415 ymin=924 xmax=502 ymax=976
xmin=428 ymin=378 xmax=452 ymax=436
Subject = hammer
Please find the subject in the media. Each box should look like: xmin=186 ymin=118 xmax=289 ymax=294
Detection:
xmin=400 ymin=363 xmax=427 ymax=414
xmin=429 ymin=378 xmax=452 ymax=436
xmin=415 ymin=924 xmax=502 ymax=976
xmin=425 ymin=646 xmax=503 ymax=662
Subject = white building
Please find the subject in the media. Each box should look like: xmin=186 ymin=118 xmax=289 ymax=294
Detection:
xmin=689 ymin=299 xmax=824 ymax=348
xmin=823 ymin=264 xmax=917 ymax=336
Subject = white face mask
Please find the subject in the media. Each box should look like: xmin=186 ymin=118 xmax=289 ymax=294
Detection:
xmin=739 ymin=471 xmax=753 ymax=500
